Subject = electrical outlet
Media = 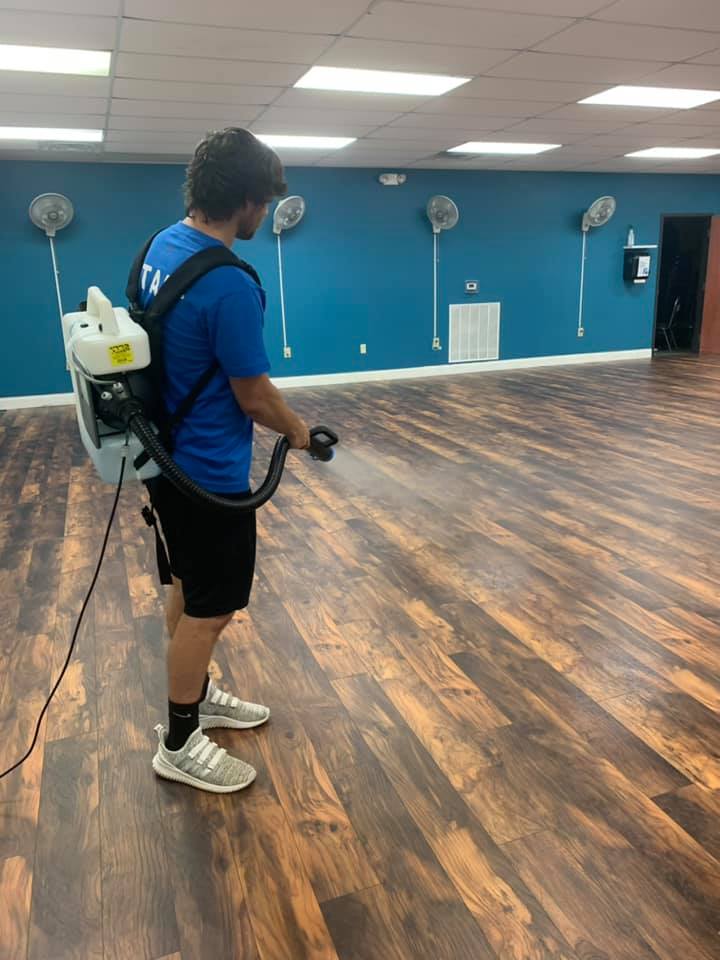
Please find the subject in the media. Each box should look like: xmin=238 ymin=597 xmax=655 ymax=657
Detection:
xmin=360 ymin=343 xmax=367 ymax=354
xmin=577 ymin=327 xmax=585 ymax=338
xmin=432 ymin=337 xmax=442 ymax=351
xmin=283 ymin=345 xmax=292 ymax=358
xmin=465 ymin=280 xmax=478 ymax=294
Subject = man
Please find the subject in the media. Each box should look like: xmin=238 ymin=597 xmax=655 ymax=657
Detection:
xmin=142 ymin=128 xmax=310 ymax=793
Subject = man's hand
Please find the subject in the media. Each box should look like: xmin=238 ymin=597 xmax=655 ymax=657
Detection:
xmin=288 ymin=422 xmax=310 ymax=450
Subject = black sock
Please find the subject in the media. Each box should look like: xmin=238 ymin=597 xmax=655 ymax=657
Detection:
xmin=166 ymin=698 xmax=201 ymax=751
xmin=200 ymin=673 xmax=210 ymax=701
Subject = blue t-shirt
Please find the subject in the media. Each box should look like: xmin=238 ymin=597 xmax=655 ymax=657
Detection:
xmin=139 ymin=221 xmax=270 ymax=492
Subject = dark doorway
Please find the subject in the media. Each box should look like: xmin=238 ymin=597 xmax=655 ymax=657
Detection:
xmin=654 ymin=215 xmax=711 ymax=353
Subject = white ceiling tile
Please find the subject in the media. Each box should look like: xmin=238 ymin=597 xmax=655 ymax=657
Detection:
xmin=104 ymin=141 xmax=195 ymax=154
xmin=272 ymin=89 xmax=424 ymax=114
xmin=545 ymin=104 xmax=678 ymax=122
xmin=123 ymin=0 xmax=369 ymax=34
xmin=629 ymin=121 xmax=720 ymax=137
xmin=655 ymin=110 xmax=720 ymax=128
xmin=652 ymin=162 xmax=720 ymax=173
xmin=452 ymin=77 xmax=605 ymax=102
xmin=252 ymin=106 xmax=402 ymax=129
xmin=367 ymin=127 xmax=469 ymax=145
xmin=673 ymin=135 xmax=720 ymax=147
xmin=503 ymin=117 xmax=631 ymax=133
xmin=536 ymin=21 xmax=718 ymax=62
xmin=413 ymin=98 xmax=563 ymax=118
xmin=349 ymin=2 xmax=573 ymax=49
xmin=690 ymin=49 xmax=720 ymax=66
xmin=387 ymin=113 xmax=519 ymax=131
xmin=0 ymin=93 xmax=106 ymax=114
xmin=0 ymin=111 xmax=104 ymax=127
xmin=634 ymin=64 xmax=720 ymax=88
xmin=596 ymin=0 xmax=720 ymax=32
xmin=351 ymin=137 xmax=443 ymax=152
xmin=106 ymin=129 xmax=203 ymax=143
xmin=251 ymin=113 xmax=376 ymax=137
xmin=108 ymin=116 xmax=247 ymax=132
xmin=407 ymin=157 xmax=508 ymax=168
xmin=334 ymin=143 xmax=428 ymax=158
xmin=488 ymin=52 xmax=667 ymax=84
xmin=0 ymin=0 xmax=119 ymax=11
xmin=0 ymin=9 xmax=116 ymax=48
xmin=110 ymin=99 xmax=262 ymax=122
xmin=580 ymin=132 xmax=692 ymax=147
xmin=578 ymin=157 xmax=667 ymax=171
xmin=500 ymin=157 xmax=585 ymax=170
xmin=113 ymin=78 xmax=280 ymax=105
xmin=317 ymin=37 xmax=515 ymax=75
xmin=315 ymin=156 xmax=433 ymax=167
xmin=119 ymin=19 xmax=334 ymax=63
xmin=402 ymin=0 xmax=605 ymax=11
xmin=273 ymin=149 xmax=328 ymax=165
xmin=0 ymin=72 xmax=110 ymax=98
xmin=115 ymin=53 xmax=304 ymax=86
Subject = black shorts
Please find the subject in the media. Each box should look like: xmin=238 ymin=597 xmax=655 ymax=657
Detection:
xmin=148 ymin=476 xmax=257 ymax=619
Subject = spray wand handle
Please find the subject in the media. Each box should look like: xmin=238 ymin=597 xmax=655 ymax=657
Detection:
xmin=307 ymin=426 xmax=338 ymax=462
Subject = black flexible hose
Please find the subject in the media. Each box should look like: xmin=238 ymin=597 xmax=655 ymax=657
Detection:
xmin=127 ymin=413 xmax=337 ymax=512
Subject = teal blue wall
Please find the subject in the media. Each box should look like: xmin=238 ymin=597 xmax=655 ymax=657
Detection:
xmin=2 ymin=158 xmax=719 ymax=397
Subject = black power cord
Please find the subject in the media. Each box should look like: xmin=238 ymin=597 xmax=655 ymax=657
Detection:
xmin=0 ymin=456 xmax=126 ymax=781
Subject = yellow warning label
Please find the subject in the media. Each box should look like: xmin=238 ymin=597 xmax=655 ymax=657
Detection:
xmin=108 ymin=342 xmax=134 ymax=367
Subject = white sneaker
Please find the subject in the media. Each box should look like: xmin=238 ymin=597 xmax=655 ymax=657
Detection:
xmin=199 ymin=677 xmax=270 ymax=730
xmin=152 ymin=724 xmax=256 ymax=793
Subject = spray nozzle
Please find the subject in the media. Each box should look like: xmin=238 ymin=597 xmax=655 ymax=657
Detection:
xmin=307 ymin=426 xmax=338 ymax=463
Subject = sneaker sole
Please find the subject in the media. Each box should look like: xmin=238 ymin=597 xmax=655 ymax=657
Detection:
xmin=199 ymin=709 xmax=270 ymax=730
xmin=152 ymin=752 xmax=256 ymax=793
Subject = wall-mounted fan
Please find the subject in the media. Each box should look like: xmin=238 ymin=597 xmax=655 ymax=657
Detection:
xmin=29 ymin=193 xmax=75 ymax=327
xmin=426 ymin=196 xmax=459 ymax=351
xmin=578 ymin=195 xmax=616 ymax=337
xmin=273 ymin=196 xmax=306 ymax=359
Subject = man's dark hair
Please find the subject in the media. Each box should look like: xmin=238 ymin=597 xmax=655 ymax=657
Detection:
xmin=183 ymin=127 xmax=287 ymax=221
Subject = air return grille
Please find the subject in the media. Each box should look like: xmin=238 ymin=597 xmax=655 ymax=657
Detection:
xmin=448 ymin=302 xmax=500 ymax=363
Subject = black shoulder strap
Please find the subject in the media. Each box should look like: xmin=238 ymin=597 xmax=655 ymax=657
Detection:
xmin=126 ymin=228 xmax=164 ymax=310
xmin=167 ymin=359 xmax=220 ymax=431
xmin=128 ymin=238 xmax=262 ymax=470
xmin=145 ymin=246 xmax=261 ymax=322
xmin=126 ymin=232 xmax=262 ymax=318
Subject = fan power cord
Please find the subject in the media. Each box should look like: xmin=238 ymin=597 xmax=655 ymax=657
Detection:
xmin=0 ymin=457 xmax=126 ymax=781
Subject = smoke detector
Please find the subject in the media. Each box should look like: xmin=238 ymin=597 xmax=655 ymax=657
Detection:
xmin=378 ymin=173 xmax=407 ymax=186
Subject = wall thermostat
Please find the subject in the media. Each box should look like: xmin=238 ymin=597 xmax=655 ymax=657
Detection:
xmin=465 ymin=280 xmax=478 ymax=294
xmin=378 ymin=173 xmax=407 ymax=186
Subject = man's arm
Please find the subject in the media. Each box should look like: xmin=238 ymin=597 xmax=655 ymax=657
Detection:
xmin=231 ymin=373 xmax=310 ymax=449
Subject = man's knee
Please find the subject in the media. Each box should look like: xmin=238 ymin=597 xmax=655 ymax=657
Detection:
xmin=189 ymin=610 xmax=235 ymax=636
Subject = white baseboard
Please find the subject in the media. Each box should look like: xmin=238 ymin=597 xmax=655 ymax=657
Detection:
xmin=0 ymin=349 xmax=652 ymax=409
xmin=0 ymin=391 xmax=75 ymax=410
xmin=272 ymin=348 xmax=653 ymax=389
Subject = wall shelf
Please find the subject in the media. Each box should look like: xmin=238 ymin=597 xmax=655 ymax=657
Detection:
xmin=624 ymin=244 xmax=658 ymax=250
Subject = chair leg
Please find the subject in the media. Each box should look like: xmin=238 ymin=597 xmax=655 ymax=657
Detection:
xmin=663 ymin=329 xmax=672 ymax=352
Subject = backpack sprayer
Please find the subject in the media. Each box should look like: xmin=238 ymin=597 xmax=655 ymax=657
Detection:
xmin=0 ymin=196 xmax=338 ymax=780
xmin=63 ymin=283 xmax=338 ymax=510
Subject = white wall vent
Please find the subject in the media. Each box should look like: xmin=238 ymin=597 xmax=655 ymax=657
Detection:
xmin=448 ymin=302 xmax=500 ymax=363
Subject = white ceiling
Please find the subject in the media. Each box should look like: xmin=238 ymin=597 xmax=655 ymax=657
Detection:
xmin=2 ymin=0 xmax=720 ymax=173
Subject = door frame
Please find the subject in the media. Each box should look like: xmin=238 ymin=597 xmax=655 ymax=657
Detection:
xmin=652 ymin=213 xmax=712 ymax=355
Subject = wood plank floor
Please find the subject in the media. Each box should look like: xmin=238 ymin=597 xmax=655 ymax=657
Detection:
xmin=2 ymin=354 xmax=720 ymax=960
